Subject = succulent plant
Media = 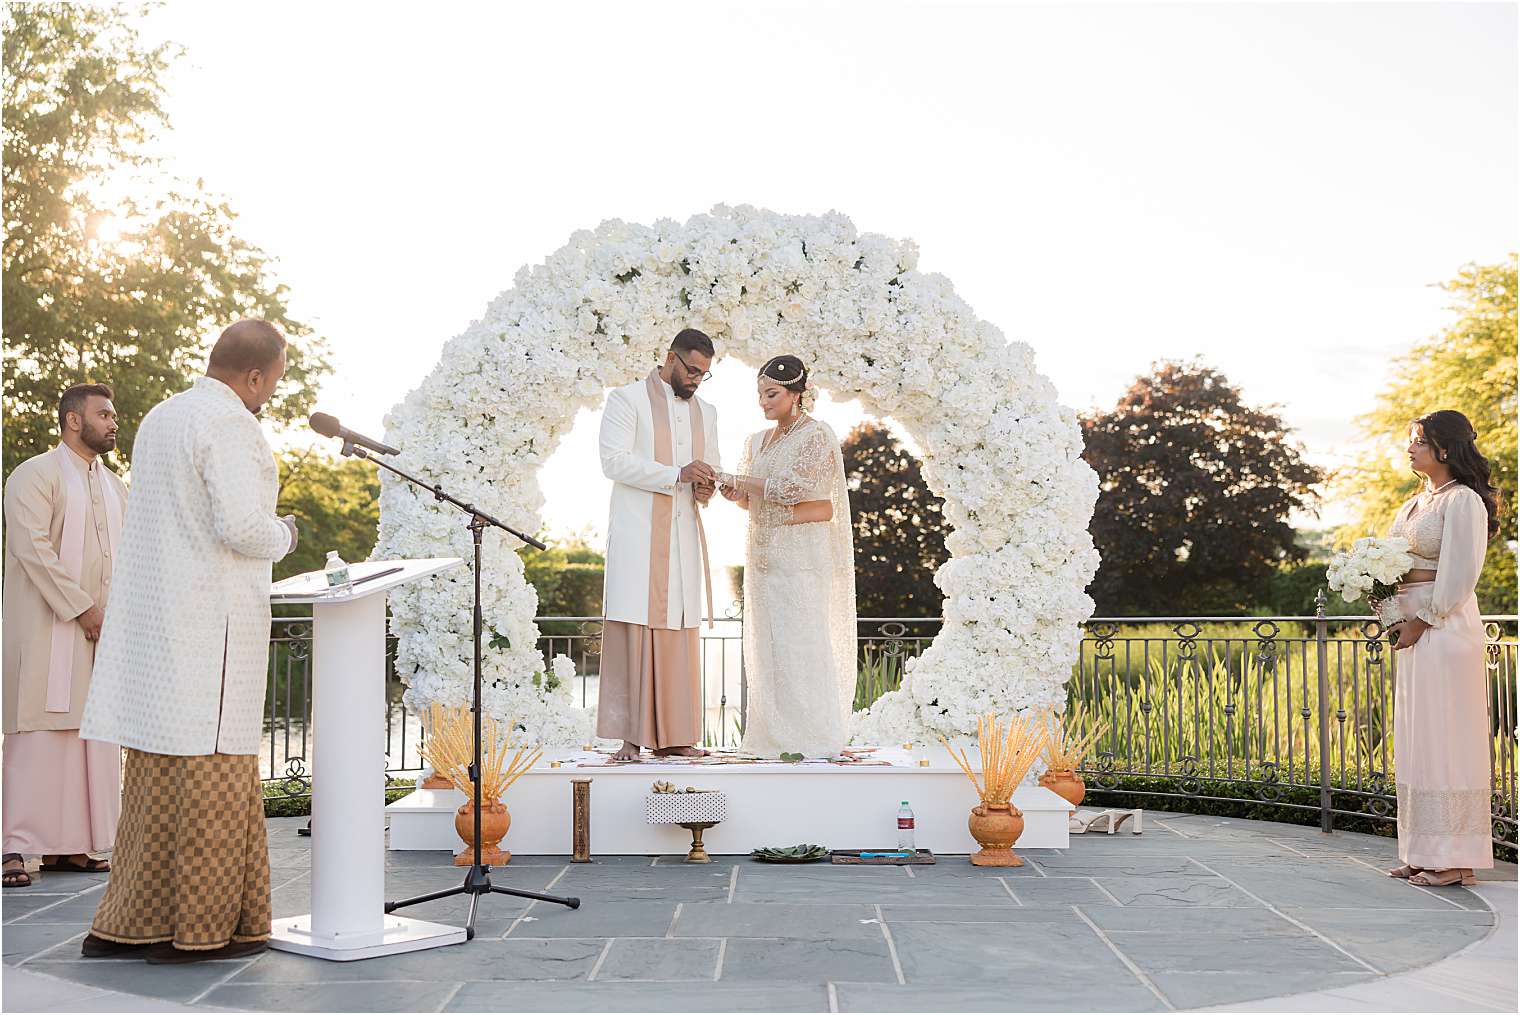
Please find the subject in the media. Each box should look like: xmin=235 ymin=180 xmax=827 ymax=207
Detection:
xmin=751 ymin=844 xmax=829 ymax=863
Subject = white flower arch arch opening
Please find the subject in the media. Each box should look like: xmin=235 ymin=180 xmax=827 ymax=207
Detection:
xmin=374 ymin=205 xmax=1100 ymax=745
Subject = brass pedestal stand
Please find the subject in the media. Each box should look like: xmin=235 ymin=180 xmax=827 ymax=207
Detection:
xmin=677 ymin=821 xmax=717 ymax=863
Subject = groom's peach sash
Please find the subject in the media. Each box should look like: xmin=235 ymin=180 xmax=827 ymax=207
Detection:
xmin=645 ymin=371 xmax=715 ymax=630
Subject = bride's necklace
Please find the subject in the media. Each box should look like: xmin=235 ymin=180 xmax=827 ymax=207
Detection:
xmin=1425 ymin=478 xmax=1459 ymax=497
xmin=761 ymin=412 xmax=809 ymax=456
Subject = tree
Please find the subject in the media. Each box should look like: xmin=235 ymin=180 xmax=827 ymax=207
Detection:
xmin=2 ymin=3 xmax=327 ymax=480
xmin=520 ymin=534 xmax=605 ymax=623
xmin=841 ymin=422 xmax=949 ymax=618
xmin=1336 ymin=256 xmax=1517 ymax=615
xmin=274 ymin=450 xmax=381 ymax=582
xmin=1082 ymin=361 xmax=1321 ymax=615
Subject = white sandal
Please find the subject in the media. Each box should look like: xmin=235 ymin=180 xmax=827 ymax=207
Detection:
xmin=1070 ymin=808 xmax=1143 ymax=835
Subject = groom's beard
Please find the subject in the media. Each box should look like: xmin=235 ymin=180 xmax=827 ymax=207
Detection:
xmin=672 ymin=379 xmax=697 ymax=400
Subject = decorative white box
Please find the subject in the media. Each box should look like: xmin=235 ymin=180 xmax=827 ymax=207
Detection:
xmin=645 ymin=791 xmax=726 ymax=824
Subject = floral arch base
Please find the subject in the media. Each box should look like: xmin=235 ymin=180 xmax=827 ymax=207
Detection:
xmin=374 ymin=205 xmax=1100 ymax=746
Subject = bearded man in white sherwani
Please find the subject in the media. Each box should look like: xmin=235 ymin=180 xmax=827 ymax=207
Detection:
xmin=80 ymin=320 xmax=299 ymax=964
xmin=598 ymin=329 xmax=721 ymax=762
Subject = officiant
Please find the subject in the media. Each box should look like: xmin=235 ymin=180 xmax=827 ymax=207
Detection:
xmin=597 ymin=328 xmax=721 ymax=761
xmin=80 ymin=320 xmax=299 ymax=963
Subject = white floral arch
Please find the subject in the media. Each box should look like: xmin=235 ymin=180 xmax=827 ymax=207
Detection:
xmin=374 ymin=205 xmax=1100 ymax=746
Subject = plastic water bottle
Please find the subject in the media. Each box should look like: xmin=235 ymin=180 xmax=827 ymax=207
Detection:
xmin=897 ymin=801 xmax=916 ymax=851
xmin=323 ymin=550 xmax=353 ymax=595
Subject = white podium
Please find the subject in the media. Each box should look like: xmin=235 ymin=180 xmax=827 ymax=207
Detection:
xmin=267 ymin=557 xmax=466 ymax=961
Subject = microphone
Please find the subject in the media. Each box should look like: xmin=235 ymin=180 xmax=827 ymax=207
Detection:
xmin=308 ymin=413 xmax=400 ymax=456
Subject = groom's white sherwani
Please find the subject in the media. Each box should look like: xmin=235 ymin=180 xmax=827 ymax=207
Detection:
xmin=81 ymin=377 xmax=292 ymax=756
xmin=596 ymin=371 xmax=720 ymax=749
xmin=599 ymin=375 xmax=720 ymax=630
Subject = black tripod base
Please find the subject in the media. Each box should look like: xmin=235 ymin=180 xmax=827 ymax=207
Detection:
xmin=386 ymin=864 xmax=580 ymax=941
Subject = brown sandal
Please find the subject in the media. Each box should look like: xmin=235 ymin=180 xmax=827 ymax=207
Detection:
xmin=2 ymin=854 xmax=32 ymax=888
xmin=1408 ymin=868 xmax=1476 ymax=887
xmin=1388 ymin=864 xmax=1424 ymax=879
xmin=39 ymin=855 xmax=110 ymax=873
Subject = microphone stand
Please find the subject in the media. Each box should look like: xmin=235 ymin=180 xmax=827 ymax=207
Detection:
xmin=334 ymin=440 xmax=580 ymax=938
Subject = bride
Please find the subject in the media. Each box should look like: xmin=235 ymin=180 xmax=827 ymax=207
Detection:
xmin=717 ymin=356 xmax=857 ymax=759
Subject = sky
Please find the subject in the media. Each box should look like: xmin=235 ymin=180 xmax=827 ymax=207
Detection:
xmin=138 ymin=2 xmax=1518 ymax=578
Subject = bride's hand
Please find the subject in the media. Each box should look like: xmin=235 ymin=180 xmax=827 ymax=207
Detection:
xmin=720 ymin=484 xmax=743 ymax=502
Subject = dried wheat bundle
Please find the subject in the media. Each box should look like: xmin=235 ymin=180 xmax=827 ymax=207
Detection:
xmin=420 ymin=703 xmax=543 ymax=801
xmin=940 ymin=712 xmax=1049 ymax=806
xmin=1041 ymin=703 xmax=1108 ymax=771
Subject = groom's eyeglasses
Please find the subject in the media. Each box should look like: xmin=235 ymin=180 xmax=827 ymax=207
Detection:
xmin=672 ymin=350 xmax=712 ymax=383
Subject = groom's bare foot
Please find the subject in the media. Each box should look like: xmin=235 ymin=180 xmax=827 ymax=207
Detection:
xmin=612 ymin=741 xmax=642 ymax=762
xmin=652 ymin=746 xmax=709 ymax=758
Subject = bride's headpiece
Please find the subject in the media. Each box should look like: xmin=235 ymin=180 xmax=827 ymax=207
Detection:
xmin=759 ymin=355 xmax=808 ymax=389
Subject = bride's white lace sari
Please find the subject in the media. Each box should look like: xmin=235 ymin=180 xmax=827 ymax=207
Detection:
xmin=730 ymin=418 xmax=857 ymax=758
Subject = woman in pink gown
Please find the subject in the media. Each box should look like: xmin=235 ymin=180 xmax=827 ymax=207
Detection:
xmin=1383 ymin=410 xmax=1500 ymax=888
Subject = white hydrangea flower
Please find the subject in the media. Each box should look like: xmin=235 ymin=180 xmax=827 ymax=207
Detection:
xmin=377 ymin=206 xmax=1098 ymax=745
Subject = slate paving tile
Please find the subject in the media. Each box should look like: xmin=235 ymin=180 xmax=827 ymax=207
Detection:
xmin=1204 ymin=859 xmax=1479 ymax=911
xmin=205 ymin=980 xmax=460 ymax=1012
xmin=887 ymin=922 xmax=1122 ymax=983
xmin=230 ymin=937 xmax=604 ymax=983
xmin=0 ymin=893 xmax=82 ymax=922
xmin=880 ymin=904 xmax=1080 ymax=925
xmin=673 ymin=902 xmax=879 ymax=940
xmin=5 ymin=895 xmax=105 ymax=924
xmin=555 ymin=866 xmax=735 ymax=903
xmin=1281 ymin=907 xmax=1496 ymax=972
xmin=1104 ymin=930 xmax=1365 ymax=974
xmin=1149 ymin=970 xmax=1375 ymax=1009
xmin=997 ymin=878 xmax=1113 ymax=906
xmin=733 ymin=870 xmax=1010 ymax=906
xmin=2 ymin=923 xmax=87 ymax=963
xmin=1081 ymin=905 xmax=1304 ymax=935
xmin=719 ymin=937 xmax=898 ymax=983
xmin=22 ymin=957 xmax=255 ymax=1001
xmin=834 ymin=980 xmax=1169 ymax=1012
xmin=508 ymin=900 xmax=677 ymax=938
xmin=1033 ymin=858 xmax=1212 ymax=878
xmin=443 ymin=980 xmax=831 ymax=1011
xmin=1090 ymin=875 xmax=1260 ymax=907
xmin=593 ymin=937 xmax=721 ymax=981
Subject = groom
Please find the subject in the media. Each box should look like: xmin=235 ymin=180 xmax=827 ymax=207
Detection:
xmin=597 ymin=329 xmax=721 ymax=762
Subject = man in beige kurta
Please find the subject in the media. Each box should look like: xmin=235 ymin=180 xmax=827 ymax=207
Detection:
xmin=2 ymin=383 xmax=126 ymax=888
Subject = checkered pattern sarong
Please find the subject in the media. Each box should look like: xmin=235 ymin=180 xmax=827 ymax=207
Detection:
xmin=89 ymin=749 xmax=270 ymax=950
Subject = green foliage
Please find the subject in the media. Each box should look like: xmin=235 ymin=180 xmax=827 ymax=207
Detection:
xmin=1338 ymin=256 xmax=1518 ymax=546
xmin=841 ymin=422 xmax=949 ymax=618
xmin=520 ymin=536 xmax=605 ymax=616
xmin=1477 ymin=543 xmax=1519 ymax=616
xmin=1081 ymin=361 xmax=1322 ymax=615
xmin=1260 ymin=561 xmax=1363 ymax=617
xmin=274 ymin=449 xmax=381 ymax=582
xmin=520 ymin=534 xmax=605 ymax=637
xmin=2 ymin=3 xmax=328 ymax=480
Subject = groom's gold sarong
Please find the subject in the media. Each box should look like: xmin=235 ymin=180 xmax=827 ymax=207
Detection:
xmin=596 ymin=372 xmax=711 ymax=749
xmin=597 ymin=622 xmax=701 ymax=748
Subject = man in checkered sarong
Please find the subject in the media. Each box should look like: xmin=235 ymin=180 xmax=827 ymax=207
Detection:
xmin=78 ymin=321 xmax=300 ymax=963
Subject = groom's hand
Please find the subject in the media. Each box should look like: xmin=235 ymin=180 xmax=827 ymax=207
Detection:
xmin=694 ymin=479 xmax=715 ymax=505
xmin=679 ymin=461 xmax=715 ymax=485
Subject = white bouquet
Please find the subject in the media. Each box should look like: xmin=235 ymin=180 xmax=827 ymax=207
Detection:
xmin=1326 ymin=537 xmax=1413 ymax=622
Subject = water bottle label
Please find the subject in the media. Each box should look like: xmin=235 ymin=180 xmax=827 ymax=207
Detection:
xmin=326 ymin=566 xmax=351 ymax=588
xmin=898 ymin=817 xmax=914 ymax=829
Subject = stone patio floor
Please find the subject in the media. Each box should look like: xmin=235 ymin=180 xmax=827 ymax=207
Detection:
xmin=1 ymin=810 xmax=1515 ymax=1013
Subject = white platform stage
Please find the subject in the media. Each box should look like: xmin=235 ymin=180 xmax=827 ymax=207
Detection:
xmin=386 ymin=747 xmax=1073 ymax=856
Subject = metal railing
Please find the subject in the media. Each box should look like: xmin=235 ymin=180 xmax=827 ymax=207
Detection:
xmin=260 ymin=609 xmax=1518 ymax=848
